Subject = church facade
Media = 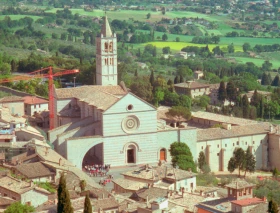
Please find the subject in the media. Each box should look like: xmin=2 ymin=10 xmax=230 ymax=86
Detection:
xmin=48 ymin=16 xmax=277 ymax=173
xmin=48 ymin=16 xmax=197 ymax=169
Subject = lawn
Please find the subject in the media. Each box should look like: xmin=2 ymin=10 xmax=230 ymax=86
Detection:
xmin=233 ymin=56 xmax=280 ymax=69
xmin=0 ymin=15 xmax=42 ymax=21
xmin=140 ymin=41 xmax=243 ymax=52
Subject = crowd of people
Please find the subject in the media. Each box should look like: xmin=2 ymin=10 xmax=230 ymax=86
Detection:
xmin=84 ymin=164 xmax=111 ymax=177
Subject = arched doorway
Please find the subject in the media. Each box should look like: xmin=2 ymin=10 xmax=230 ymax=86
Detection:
xmin=82 ymin=143 xmax=103 ymax=167
xmin=160 ymin=148 xmax=167 ymax=161
xmin=126 ymin=144 xmax=136 ymax=164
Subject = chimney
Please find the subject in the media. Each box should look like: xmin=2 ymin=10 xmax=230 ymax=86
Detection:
xmin=146 ymin=196 xmax=149 ymax=207
xmin=262 ymin=196 xmax=267 ymax=202
xmin=200 ymin=190 xmax=203 ymax=196
xmin=102 ymin=193 xmax=105 ymax=199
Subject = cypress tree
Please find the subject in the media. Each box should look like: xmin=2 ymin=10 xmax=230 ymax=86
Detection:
xmin=268 ymin=200 xmax=278 ymax=213
xmin=242 ymin=94 xmax=250 ymax=118
xmin=226 ymin=81 xmax=236 ymax=102
xmin=174 ymin=75 xmax=179 ymax=84
xmin=272 ymin=75 xmax=280 ymax=86
xmin=251 ymin=89 xmax=259 ymax=107
xmin=83 ymin=194 xmax=92 ymax=213
xmin=149 ymin=70 xmax=155 ymax=86
xmin=57 ymin=173 xmax=73 ymax=213
xmin=167 ymin=79 xmax=174 ymax=92
xmin=218 ymin=81 xmax=227 ymax=101
xmin=261 ymin=73 xmax=270 ymax=85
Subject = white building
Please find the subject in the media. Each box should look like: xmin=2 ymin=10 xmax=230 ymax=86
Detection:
xmin=48 ymin=16 xmax=197 ymax=169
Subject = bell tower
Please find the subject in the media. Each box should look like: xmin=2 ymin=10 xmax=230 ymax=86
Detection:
xmin=95 ymin=16 xmax=118 ymax=86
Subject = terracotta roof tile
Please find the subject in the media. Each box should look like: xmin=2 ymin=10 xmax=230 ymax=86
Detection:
xmin=0 ymin=96 xmax=24 ymax=103
xmin=231 ymin=197 xmax=263 ymax=206
xmin=23 ymin=96 xmax=48 ymax=105
xmin=113 ymin=178 xmax=147 ymax=191
xmin=14 ymin=162 xmax=54 ymax=179
xmin=55 ymin=85 xmax=127 ymax=111
xmin=192 ymin=111 xmax=259 ymax=126
xmin=136 ymin=187 xmax=168 ymax=201
xmin=197 ymin=123 xmax=270 ymax=141
xmin=225 ymin=179 xmax=255 ymax=190
xmin=92 ymin=197 xmax=119 ymax=210
xmin=174 ymin=81 xmax=210 ymax=89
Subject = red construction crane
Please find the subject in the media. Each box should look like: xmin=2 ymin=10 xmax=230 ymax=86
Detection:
xmin=0 ymin=66 xmax=79 ymax=130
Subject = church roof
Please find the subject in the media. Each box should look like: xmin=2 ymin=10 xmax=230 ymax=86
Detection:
xmin=101 ymin=16 xmax=113 ymax=37
xmin=55 ymin=85 xmax=128 ymax=111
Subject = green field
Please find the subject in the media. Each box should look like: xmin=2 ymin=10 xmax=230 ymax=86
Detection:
xmin=233 ymin=56 xmax=280 ymax=69
xmin=140 ymin=41 xmax=243 ymax=52
xmin=0 ymin=15 xmax=42 ymax=21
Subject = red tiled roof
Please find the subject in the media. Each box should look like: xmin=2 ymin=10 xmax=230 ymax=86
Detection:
xmin=231 ymin=197 xmax=264 ymax=206
xmin=0 ymin=96 xmax=24 ymax=103
xmin=24 ymin=96 xmax=48 ymax=105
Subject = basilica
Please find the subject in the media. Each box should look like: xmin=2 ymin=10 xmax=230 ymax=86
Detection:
xmin=48 ymin=16 xmax=197 ymax=169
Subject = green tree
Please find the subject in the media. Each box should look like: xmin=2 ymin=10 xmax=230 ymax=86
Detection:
xmin=150 ymin=70 xmax=155 ymax=86
xmin=83 ymin=194 xmax=92 ymax=213
xmin=268 ymin=200 xmax=278 ymax=213
xmin=162 ymin=33 xmax=168 ymax=41
xmin=130 ymin=76 xmax=153 ymax=102
xmin=234 ymin=148 xmax=245 ymax=177
xmin=166 ymin=106 xmax=191 ymax=123
xmin=174 ymin=75 xmax=179 ymax=84
xmin=272 ymin=75 xmax=280 ymax=87
xmin=169 ymin=142 xmax=196 ymax=172
xmin=162 ymin=46 xmax=170 ymax=54
xmin=242 ymin=94 xmax=250 ymax=118
xmin=226 ymin=81 xmax=237 ymax=103
xmin=227 ymin=43 xmax=235 ymax=53
xmin=272 ymin=168 xmax=280 ymax=179
xmin=154 ymin=88 xmax=165 ymax=107
xmin=261 ymin=73 xmax=270 ymax=85
xmin=146 ymin=13 xmax=151 ymax=19
xmin=218 ymin=81 xmax=227 ymax=101
xmin=242 ymin=42 xmax=251 ymax=52
xmin=243 ymin=147 xmax=256 ymax=177
xmin=57 ymin=173 xmax=73 ymax=213
xmin=228 ymin=157 xmax=236 ymax=173
xmin=4 ymin=202 xmax=34 ymax=213
xmin=198 ymin=151 xmax=207 ymax=172
xmin=262 ymin=60 xmax=273 ymax=71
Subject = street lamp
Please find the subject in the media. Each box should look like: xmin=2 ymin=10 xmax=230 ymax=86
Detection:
xmin=73 ymin=77 xmax=76 ymax=87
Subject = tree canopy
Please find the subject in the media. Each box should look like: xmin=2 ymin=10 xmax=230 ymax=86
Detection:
xmin=4 ymin=202 xmax=34 ymax=213
xmin=169 ymin=142 xmax=196 ymax=172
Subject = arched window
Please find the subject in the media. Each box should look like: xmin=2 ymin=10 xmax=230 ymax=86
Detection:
xmin=109 ymin=42 xmax=113 ymax=52
xmin=104 ymin=42 xmax=108 ymax=52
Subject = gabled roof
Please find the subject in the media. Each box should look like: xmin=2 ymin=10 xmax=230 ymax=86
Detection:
xmin=55 ymin=85 xmax=128 ymax=111
xmin=0 ymin=176 xmax=50 ymax=195
xmin=24 ymin=96 xmax=48 ymax=105
xmin=101 ymin=16 xmax=113 ymax=37
xmin=14 ymin=162 xmax=54 ymax=179
xmin=0 ymin=96 xmax=24 ymax=103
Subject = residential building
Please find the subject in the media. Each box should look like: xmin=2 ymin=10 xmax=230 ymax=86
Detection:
xmin=0 ymin=96 xmax=24 ymax=117
xmin=174 ymin=81 xmax=210 ymax=98
xmin=0 ymin=175 xmax=50 ymax=207
xmin=23 ymin=96 xmax=48 ymax=116
xmin=196 ymin=179 xmax=267 ymax=213
xmin=12 ymin=162 xmax=55 ymax=182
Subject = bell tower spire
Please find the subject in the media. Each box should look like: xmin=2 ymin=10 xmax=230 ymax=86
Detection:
xmin=95 ymin=15 xmax=118 ymax=86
